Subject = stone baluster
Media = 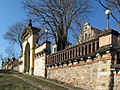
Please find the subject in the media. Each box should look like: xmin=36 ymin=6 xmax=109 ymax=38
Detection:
xmin=54 ymin=56 xmax=55 ymax=63
xmin=91 ymin=43 xmax=93 ymax=53
xmin=83 ymin=46 xmax=85 ymax=55
xmin=61 ymin=53 xmax=62 ymax=62
xmin=68 ymin=51 xmax=69 ymax=59
xmin=71 ymin=50 xmax=72 ymax=58
xmin=87 ymin=44 xmax=89 ymax=54
xmin=114 ymin=53 xmax=118 ymax=64
xmin=47 ymin=57 xmax=49 ymax=64
xmin=76 ymin=48 xmax=77 ymax=57
xmin=80 ymin=47 xmax=82 ymax=56
xmin=95 ymin=41 xmax=97 ymax=51
xmin=63 ymin=52 xmax=65 ymax=60
xmin=72 ymin=49 xmax=74 ymax=58
xmin=59 ymin=53 xmax=61 ymax=63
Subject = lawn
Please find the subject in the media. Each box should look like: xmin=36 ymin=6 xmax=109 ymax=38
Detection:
xmin=0 ymin=70 xmax=39 ymax=90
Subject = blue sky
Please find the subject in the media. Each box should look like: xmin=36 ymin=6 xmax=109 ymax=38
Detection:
xmin=0 ymin=0 xmax=26 ymax=68
xmin=0 ymin=0 xmax=118 ymax=68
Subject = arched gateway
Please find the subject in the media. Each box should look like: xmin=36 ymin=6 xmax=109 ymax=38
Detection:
xmin=21 ymin=19 xmax=40 ymax=74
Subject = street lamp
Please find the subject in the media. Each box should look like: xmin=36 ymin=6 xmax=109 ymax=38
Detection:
xmin=45 ymin=29 xmax=48 ymax=41
xmin=105 ymin=10 xmax=111 ymax=30
xmin=45 ymin=29 xmax=48 ymax=78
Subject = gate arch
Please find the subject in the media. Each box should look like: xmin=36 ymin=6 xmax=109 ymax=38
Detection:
xmin=24 ymin=43 xmax=30 ymax=72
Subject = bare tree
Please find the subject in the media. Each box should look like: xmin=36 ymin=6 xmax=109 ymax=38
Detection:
xmin=5 ymin=46 xmax=18 ymax=59
xmin=98 ymin=0 xmax=120 ymax=26
xmin=4 ymin=21 xmax=25 ymax=55
xmin=0 ymin=53 xmax=6 ymax=63
xmin=0 ymin=46 xmax=18 ymax=63
xmin=22 ymin=0 xmax=92 ymax=51
xmin=69 ymin=17 xmax=85 ymax=45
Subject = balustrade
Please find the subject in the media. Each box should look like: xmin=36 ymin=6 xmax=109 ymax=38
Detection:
xmin=47 ymin=40 xmax=99 ymax=65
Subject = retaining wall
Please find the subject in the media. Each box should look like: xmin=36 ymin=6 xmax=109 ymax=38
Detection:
xmin=47 ymin=53 xmax=112 ymax=90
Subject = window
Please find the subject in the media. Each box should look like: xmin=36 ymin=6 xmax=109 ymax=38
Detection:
xmin=85 ymin=33 xmax=87 ymax=40
xmin=85 ymin=27 xmax=87 ymax=30
xmin=54 ymin=47 xmax=57 ymax=53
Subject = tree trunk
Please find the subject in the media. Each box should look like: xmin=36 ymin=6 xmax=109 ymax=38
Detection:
xmin=57 ymin=36 xmax=67 ymax=51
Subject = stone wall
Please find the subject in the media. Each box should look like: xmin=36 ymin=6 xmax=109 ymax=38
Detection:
xmin=13 ymin=66 xmax=19 ymax=71
xmin=47 ymin=53 xmax=112 ymax=90
xmin=114 ymin=74 xmax=120 ymax=90
xmin=18 ymin=56 xmax=23 ymax=73
xmin=19 ymin=64 xmax=23 ymax=73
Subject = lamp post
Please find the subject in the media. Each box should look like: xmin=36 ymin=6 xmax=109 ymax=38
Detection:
xmin=105 ymin=10 xmax=111 ymax=30
xmin=45 ymin=29 xmax=48 ymax=41
xmin=45 ymin=29 xmax=48 ymax=78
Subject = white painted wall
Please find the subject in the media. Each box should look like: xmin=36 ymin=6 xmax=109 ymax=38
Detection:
xmin=34 ymin=56 xmax=45 ymax=77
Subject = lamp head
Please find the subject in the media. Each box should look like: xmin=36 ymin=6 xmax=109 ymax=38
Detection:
xmin=45 ymin=29 xmax=48 ymax=33
xmin=105 ymin=10 xmax=111 ymax=15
